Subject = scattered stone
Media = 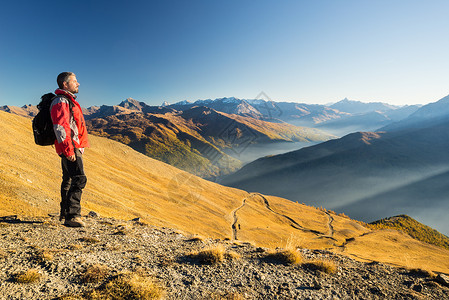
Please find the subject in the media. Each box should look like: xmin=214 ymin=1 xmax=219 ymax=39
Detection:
xmin=0 ymin=216 xmax=448 ymax=299
xmin=412 ymin=284 xmax=423 ymax=292
xmin=131 ymin=217 xmax=141 ymax=222
xmin=87 ymin=211 xmax=99 ymax=218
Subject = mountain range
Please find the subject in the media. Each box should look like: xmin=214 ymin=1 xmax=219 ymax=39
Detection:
xmin=164 ymin=97 xmax=420 ymax=135
xmin=84 ymin=98 xmax=335 ymax=179
xmin=84 ymin=97 xmax=421 ymax=178
xmin=1 ymin=110 xmax=449 ymax=274
xmin=222 ymin=94 xmax=449 ymax=236
xmin=1 ymin=96 xmax=421 ymax=179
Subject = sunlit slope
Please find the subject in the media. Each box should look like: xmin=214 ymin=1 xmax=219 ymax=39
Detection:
xmin=0 ymin=110 xmax=246 ymax=238
xmin=1 ymin=111 xmax=448 ymax=274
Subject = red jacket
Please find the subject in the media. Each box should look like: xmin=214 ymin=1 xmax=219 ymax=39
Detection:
xmin=50 ymin=89 xmax=89 ymax=157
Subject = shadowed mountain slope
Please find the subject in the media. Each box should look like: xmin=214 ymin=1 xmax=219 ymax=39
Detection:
xmin=337 ymin=169 xmax=449 ymax=235
xmin=1 ymin=110 xmax=449 ymax=273
xmin=222 ymin=121 xmax=449 ymax=235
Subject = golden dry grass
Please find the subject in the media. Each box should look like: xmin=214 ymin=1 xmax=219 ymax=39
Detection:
xmin=340 ymin=229 xmax=449 ymax=274
xmin=15 ymin=269 xmax=42 ymax=283
xmin=224 ymin=250 xmax=241 ymax=261
xmin=81 ymin=264 xmax=110 ymax=284
xmin=189 ymin=244 xmax=241 ymax=265
xmin=79 ymin=237 xmax=101 ymax=244
xmin=1 ymin=111 xmax=449 ymax=273
xmin=68 ymin=244 xmax=83 ymax=251
xmin=34 ymin=249 xmax=54 ymax=262
xmin=191 ymin=244 xmax=226 ymax=265
xmin=87 ymin=272 xmax=165 ymax=300
xmin=407 ymin=268 xmax=436 ymax=278
xmin=304 ymin=259 xmax=337 ymax=274
xmin=265 ymin=249 xmax=303 ymax=265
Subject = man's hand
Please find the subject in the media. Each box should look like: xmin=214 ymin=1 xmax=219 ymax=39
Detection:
xmin=67 ymin=154 xmax=76 ymax=162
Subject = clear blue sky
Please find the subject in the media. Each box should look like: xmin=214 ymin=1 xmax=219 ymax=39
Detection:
xmin=1 ymin=0 xmax=448 ymax=107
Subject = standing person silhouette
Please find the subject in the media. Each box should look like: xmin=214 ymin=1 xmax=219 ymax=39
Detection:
xmin=50 ymin=72 xmax=89 ymax=227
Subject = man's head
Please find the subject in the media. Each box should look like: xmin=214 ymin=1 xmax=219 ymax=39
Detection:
xmin=57 ymin=72 xmax=79 ymax=94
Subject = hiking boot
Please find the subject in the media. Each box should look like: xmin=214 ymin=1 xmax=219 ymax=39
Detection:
xmin=64 ymin=217 xmax=85 ymax=227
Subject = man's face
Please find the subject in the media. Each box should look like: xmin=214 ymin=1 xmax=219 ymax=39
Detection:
xmin=64 ymin=75 xmax=80 ymax=94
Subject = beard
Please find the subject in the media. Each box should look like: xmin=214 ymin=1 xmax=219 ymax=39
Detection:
xmin=69 ymin=87 xmax=79 ymax=94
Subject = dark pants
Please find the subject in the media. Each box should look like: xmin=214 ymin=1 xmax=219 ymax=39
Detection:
xmin=60 ymin=149 xmax=87 ymax=219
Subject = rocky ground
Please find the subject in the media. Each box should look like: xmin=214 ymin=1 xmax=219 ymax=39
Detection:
xmin=0 ymin=214 xmax=448 ymax=300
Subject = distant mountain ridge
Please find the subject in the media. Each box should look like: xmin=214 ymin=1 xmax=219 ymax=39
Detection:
xmin=330 ymin=98 xmax=399 ymax=114
xmin=85 ymin=100 xmax=335 ymax=179
xmin=164 ymin=97 xmax=419 ymax=136
xmin=0 ymin=104 xmax=38 ymax=118
xmin=381 ymin=94 xmax=449 ymax=132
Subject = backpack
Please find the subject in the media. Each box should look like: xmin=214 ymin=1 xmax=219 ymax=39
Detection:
xmin=32 ymin=93 xmax=73 ymax=146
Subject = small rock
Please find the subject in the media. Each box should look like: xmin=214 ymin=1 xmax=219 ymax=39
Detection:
xmin=370 ymin=286 xmax=385 ymax=297
xmin=436 ymin=274 xmax=449 ymax=287
xmin=131 ymin=217 xmax=141 ymax=222
xmin=87 ymin=211 xmax=99 ymax=218
xmin=412 ymin=284 xmax=423 ymax=292
xmin=403 ymin=280 xmax=414 ymax=288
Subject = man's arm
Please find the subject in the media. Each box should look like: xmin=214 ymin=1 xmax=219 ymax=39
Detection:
xmin=50 ymin=96 xmax=75 ymax=157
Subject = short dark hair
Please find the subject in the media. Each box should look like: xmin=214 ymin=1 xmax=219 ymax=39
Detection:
xmin=57 ymin=72 xmax=75 ymax=89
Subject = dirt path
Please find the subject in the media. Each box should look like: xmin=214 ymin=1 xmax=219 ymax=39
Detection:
xmin=252 ymin=193 xmax=325 ymax=235
xmin=323 ymin=211 xmax=335 ymax=238
xmin=231 ymin=196 xmax=247 ymax=241
xmin=231 ymin=193 xmax=337 ymax=243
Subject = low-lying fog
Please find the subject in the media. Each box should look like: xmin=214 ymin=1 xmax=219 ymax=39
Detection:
xmin=223 ymin=141 xmax=319 ymax=165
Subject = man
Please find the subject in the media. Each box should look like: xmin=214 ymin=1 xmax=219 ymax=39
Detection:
xmin=50 ymin=72 xmax=89 ymax=227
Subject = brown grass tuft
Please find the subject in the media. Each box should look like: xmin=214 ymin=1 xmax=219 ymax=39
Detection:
xmin=304 ymin=259 xmax=337 ymax=274
xmin=68 ymin=244 xmax=83 ymax=250
xmin=186 ymin=235 xmax=205 ymax=242
xmin=56 ymin=295 xmax=84 ymax=300
xmin=265 ymin=249 xmax=302 ymax=265
xmin=207 ymin=292 xmax=246 ymax=300
xmin=86 ymin=272 xmax=165 ymax=299
xmin=224 ymin=250 xmax=241 ymax=261
xmin=15 ymin=268 xmax=42 ymax=283
xmin=408 ymin=268 xmax=436 ymax=278
xmin=188 ymin=244 xmax=242 ymax=264
xmin=81 ymin=264 xmax=110 ymax=284
xmin=79 ymin=237 xmax=100 ymax=244
xmin=192 ymin=244 xmax=226 ymax=265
